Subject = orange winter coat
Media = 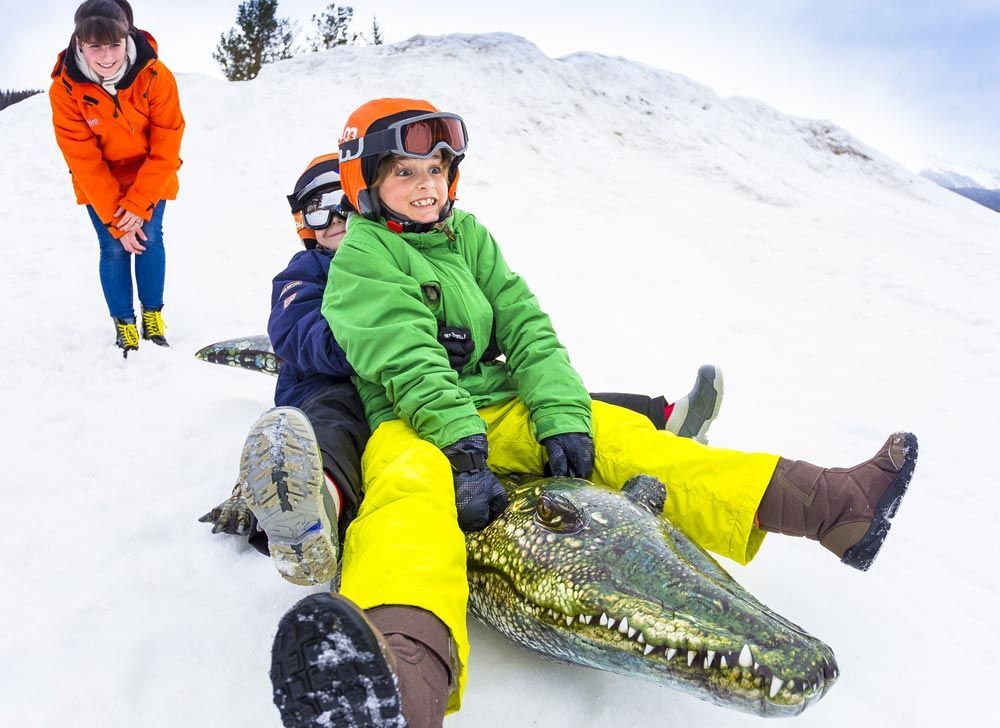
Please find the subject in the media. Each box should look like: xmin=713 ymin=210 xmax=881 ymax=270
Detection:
xmin=49 ymin=30 xmax=184 ymax=239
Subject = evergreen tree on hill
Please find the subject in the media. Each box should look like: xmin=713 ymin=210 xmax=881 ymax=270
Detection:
xmin=309 ymin=4 xmax=358 ymax=50
xmin=214 ymin=0 xmax=295 ymax=81
xmin=369 ymin=16 xmax=384 ymax=45
xmin=0 ymin=89 xmax=42 ymax=112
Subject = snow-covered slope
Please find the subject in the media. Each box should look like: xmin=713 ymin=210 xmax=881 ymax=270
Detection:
xmin=1 ymin=33 xmax=998 ymax=728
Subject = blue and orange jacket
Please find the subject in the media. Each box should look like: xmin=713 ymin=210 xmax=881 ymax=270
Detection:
xmin=269 ymin=249 xmax=354 ymax=408
xmin=49 ymin=30 xmax=184 ymax=239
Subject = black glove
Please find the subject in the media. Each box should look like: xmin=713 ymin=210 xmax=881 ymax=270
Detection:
xmin=199 ymin=483 xmax=253 ymax=535
xmin=441 ymin=434 xmax=509 ymax=531
xmin=542 ymin=432 xmax=595 ymax=479
xmin=437 ymin=325 xmax=475 ymax=372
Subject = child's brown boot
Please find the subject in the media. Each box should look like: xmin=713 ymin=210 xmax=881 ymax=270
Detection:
xmin=757 ymin=433 xmax=918 ymax=570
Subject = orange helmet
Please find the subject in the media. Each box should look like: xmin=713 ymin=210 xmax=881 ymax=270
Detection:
xmin=288 ymin=153 xmax=343 ymax=248
xmin=337 ymin=98 xmax=466 ymax=222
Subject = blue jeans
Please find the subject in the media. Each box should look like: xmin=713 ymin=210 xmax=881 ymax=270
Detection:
xmin=86 ymin=201 xmax=167 ymax=320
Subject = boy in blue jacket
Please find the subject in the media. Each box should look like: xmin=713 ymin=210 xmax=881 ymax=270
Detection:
xmin=201 ymin=155 xmax=725 ymax=586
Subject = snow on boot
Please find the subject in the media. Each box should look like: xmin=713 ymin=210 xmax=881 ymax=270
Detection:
xmin=271 ymin=593 xmax=407 ymax=728
xmin=113 ymin=317 xmax=139 ymax=358
xmin=140 ymin=305 xmax=169 ymax=347
xmin=757 ymin=432 xmax=919 ymax=571
xmin=239 ymin=407 xmax=339 ymax=586
xmin=665 ymin=364 xmax=724 ymax=444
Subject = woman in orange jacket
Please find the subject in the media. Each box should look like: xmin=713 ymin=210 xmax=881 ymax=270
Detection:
xmin=49 ymin=0 xmax=184 ymax=357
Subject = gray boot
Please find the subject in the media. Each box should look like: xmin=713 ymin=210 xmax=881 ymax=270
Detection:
xmin=239 ymin=407 xmax=340 ymax=585
xmin=757 ymin=433 xmax=918 ymax=570
xmin=665 ymin=364 xmax=724 ymax=444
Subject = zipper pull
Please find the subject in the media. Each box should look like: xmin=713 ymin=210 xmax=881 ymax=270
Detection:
xmin=436 ymin=223 xmax=455 ymax=241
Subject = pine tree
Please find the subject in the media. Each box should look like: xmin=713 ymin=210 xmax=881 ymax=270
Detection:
xmin=213 ymin=0 xmax=296 ymax=81
xmin=309 ymin=4 xmax=357 ymax=51
xmin=0 ymin=89 xmax=42 ymax=112
xmin=369 ymin=15 xmax=384 ymax=45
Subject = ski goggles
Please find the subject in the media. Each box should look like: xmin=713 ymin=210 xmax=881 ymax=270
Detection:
xmin=339 ymin=112 xmax=469 ymax=163
xmin=303 ymin=191 xmax=346 ymax=230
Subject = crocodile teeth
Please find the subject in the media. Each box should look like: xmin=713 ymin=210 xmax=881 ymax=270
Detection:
xmin=564 ymin=615 xmax=574 ymax=626
xmin=578 ymin=614 xmax=589 ymax=625
xmin=666 ymin=648 xmax=677 ymax=660
xmin=687 ymin=650 xmax=697 ymax=667
xmin=599 ymin=613 xmax=609 ymax=627
xmin=705 ymin=651 xmax=716 ymax=669
xmin=627 ymin=627 xmax=637 ymax=639
xmin=618 ymin=617 xmax=630 ymax=635
xmin=643 ymin=644 xmax=655 ymax=656
xmin=607 ymin=618 xmax=616 ymax=630
xmin=769 ymin=676 xmax=784 ymax=698
xmin=739 ymin=644 xmax=753 ymax=668
xmin=720 ymin=656 xmax=728 ymax=669
xmin=636 ymin=633 xmax=644 ymax=644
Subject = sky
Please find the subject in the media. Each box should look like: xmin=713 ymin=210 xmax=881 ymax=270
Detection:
xmin=3 ymin=0 xmax=998 ymax=171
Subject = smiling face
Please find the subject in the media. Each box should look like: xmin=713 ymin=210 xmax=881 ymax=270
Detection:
xmin=375 ymin=152 xmax=450 ymax=224
xmin=79 ymin=39 xmax=127 ymax=78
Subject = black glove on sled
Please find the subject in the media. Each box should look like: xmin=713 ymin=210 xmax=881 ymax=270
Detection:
xmin=442 ymin=434 xmax=508 ymax=532
xmin=199 ymin=483 xmax=253 ymax=535
xmin=542 ymin=432 xmax=595 ymax=479
xmin=437 ymin=325 xmax=476 ymax=372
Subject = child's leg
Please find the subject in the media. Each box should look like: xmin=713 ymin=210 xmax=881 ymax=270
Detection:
xmin=298 ymin=383 xmax=370 ymax=538
xmin=134 ymin=201 xmax=166 ymax=310
xmin=589 ymin=400 xmax=778 ymax=564
xmin=86 ymin=205 xmax=134 ymax=320
xmin=590 ymin=364 xmax=725 ymax=442
xmin=478 ymin=398 xmax=777 ymax=565
xmin=340 ymin=418 xmax=469 ymax=713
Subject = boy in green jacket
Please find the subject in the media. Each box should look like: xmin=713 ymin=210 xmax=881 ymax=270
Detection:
xmin=269 ymin=98 xmax=918 ymax=728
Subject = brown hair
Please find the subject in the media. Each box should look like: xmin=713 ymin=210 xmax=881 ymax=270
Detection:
xmin=74 ymin=0 xmax=131 ymax=45
xmin=372 ymin=150 xmax=454 ymax=190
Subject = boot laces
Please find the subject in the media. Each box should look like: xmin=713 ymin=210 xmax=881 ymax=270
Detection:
xmin=142 ymin=309 xmax=166 ymax=337
xmin=117 ymin=321 xmax=139 ymax=348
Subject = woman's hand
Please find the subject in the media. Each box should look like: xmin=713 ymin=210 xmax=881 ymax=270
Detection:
xmin=114 ymin=206 xmax=144 ymax=233
xmin=119 ymin=227 xmax=148 ymax=254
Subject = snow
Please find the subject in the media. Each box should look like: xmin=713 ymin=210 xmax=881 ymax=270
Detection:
xmin=2 ymin=32 xmax=999 ymax=728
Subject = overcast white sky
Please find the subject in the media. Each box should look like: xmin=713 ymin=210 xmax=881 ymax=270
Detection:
xmin=4 ymin=0 xmax=998 ymax=170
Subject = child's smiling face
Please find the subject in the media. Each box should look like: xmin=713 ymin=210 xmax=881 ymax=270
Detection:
xmin=376 ymin=152 xmax=449 ymax=224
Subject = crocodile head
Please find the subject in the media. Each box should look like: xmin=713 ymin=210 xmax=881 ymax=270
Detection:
xmin=466 ymin=474 xmax=838 ymax=717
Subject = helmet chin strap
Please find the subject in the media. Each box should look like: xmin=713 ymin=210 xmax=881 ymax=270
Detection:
xmin=374 ymin=198 xmax=454 ymax=234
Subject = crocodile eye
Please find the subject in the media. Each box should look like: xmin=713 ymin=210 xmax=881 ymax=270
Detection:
xmin=534 ymin=493 xmax=584 ymax=533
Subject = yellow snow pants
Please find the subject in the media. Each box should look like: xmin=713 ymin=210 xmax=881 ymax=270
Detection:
xmin=338 ymin=399 xmax=780 ymax=713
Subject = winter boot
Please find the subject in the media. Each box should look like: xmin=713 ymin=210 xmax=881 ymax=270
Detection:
xmin=757 ymin=432 xmax=918 ymax=570
xmin=664 ymin=364 xmax=724 ymax=444
xmin=140 ymin=305 xmax=169 ymax=347
xmin=239 ymin=407 xmax=340 ymax=586
xmin=113 ymin=317 xmax=139 ymax=358
xmin=271 ymin=594 xmax=453 ymax=728
xmin=271 ymin=593 xmax=407 ymax=728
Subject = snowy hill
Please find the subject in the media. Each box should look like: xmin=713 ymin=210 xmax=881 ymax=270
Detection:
xmin=1 ymin=32 xmax=998 ymax=728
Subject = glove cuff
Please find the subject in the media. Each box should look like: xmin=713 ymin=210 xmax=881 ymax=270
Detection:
xmin=442 ymin=433 xmax=489 ymax=472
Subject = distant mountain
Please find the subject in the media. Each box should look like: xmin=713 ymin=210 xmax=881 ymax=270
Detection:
xmin=951 ymin=187 xmax=1000 ymax=212
xmin=919 ymin=165 xmax=1000 ymax=213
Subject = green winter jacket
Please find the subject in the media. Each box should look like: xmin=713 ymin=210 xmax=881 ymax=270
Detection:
xmin=323 ymin=208 xmax=592 ymax=449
